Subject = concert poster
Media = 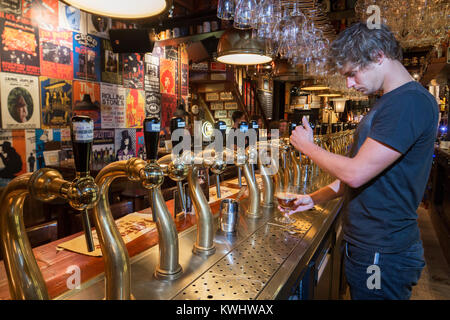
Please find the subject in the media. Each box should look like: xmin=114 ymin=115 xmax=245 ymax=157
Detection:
xmin=0 ymin=13 xmax=39 ymax=75
xmin=101 ymin=38 xmax=121 ymax=84
xmin=87 ymin=13 xmax=111 ymax=39
xmin=73 ymin=32 xmax=101 ymax=82
xmin=35 ymin=128 xmax=61 ymax=169
xmin=0 ymin=72 xmax=40 ymax=129
xmin=145 ymin=91 xmax=161 ymax=119
xmin=160 ymin=93 xmax=177 ymax=132
xmin=40 ymin=77 xmax=72 ymax=128
xmin=122 ymin=53 xmax=144 ymax=89
xmin=100 ymin=83 xmax=125 ymax=129
xmin=0 ymin=0 xmax=21 ymax=15
xmin=93 ymin=129 xmax=115 ymax=164
xmin=159 ymin=58 xmax=175 ymax=95
xmin=135 ymin=128 xmax=145 ymax=159
xmin=144 ymin=53 xmax=159 ymax=93
xmin=58 ymin=2 xmax=86 ymax=33
xmin=21 ymin=0 xmax=58 ymax=30
xmin=72 ymin=80 xmax=101 ymax=129
xmin=114 ymin=128 xmax=135 ymax=161
xmin=39 ymin=28 xmax=73 ymax=79
xmin=125 ymin=88 xmax=145 ymax=128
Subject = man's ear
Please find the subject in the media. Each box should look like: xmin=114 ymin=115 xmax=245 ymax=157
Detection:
xmin=373 ymin=50 xmax=385 ymax=65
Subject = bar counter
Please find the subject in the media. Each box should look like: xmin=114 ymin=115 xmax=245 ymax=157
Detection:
xmin=0 ymin=174 xmax=345 ymax=300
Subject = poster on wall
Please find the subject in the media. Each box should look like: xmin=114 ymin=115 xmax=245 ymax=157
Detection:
xmin=125 ymin=89 xmax=145 ymax=128
xmin=160 ymin=93 xmax=177 ymax=131
xmin=145 ymin=91 xmax=161 ymax=118
xmin=144 ymin=53 xmax=159 ymax=93
xmin=58 ymin=2 xmax=86 ymax=33
xmin=73 ymin=32 xmax=101 ymax=82
xmin=181 ymin=63 xmax=189 ymax=96
xmin=72 ymin=80 xmax=101 ymax=128
xmin=39 ymin=29 xmax=73 ymax=79
xmin=101 ymin=38 xmax=121 ymax=84
xmin=114 ymin=128 xmax=135 ymax=161
xmin=87 ymin=13 xmax=111 ymax=39
xmin=35 ymin=128 xmax=61 ymax=169
xmin=122 ymin=53 xmax=144 ymax=89
xmin=21 ymin=0 xmax=59 ymax=30
xmin=40 ymin=77 xmax=72 ymax=128
xmin=0 ymin=0 xmax=21 ymax=15
xmin=160 ymin=58 xmax=175 ymax=95
xmin=93 ymin=129 xmax=115 ymax=163
xmin=0 ymin=13 xmax=40 ymax=75
xmin=0 ymin=72 xmax=40 ymax=129
xmin=0 ymin=129 xmax=36 ymax=186
xmin=135 ymin=128 xmax=145 ymax=159
xmin=100 ymin=83 xmax=125 ymax=129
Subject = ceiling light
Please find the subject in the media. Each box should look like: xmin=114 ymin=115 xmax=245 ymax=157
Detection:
xmin=216 ymin=28 xmax=272 ymax=65
xmin=62 ymin=0 xmax=171 ymax=19
xmin=317 ymin=93 xmax=341 ymax=97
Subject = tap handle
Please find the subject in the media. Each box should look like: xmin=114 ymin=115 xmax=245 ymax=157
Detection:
xmin=144 ymin=117 xmax=161 ymax=161
xmin=215 ymin=120 xmax=227 ymax=147
xmin=70 ymin=115 xmax=93 ymax=175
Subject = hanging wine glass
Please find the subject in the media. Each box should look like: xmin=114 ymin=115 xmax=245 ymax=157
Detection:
xmin=217 ymin=0 xmax=235 ymax=20
xmin=234 ymin=0 xmax=257 ymax=29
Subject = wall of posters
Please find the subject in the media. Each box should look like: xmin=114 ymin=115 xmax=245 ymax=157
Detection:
xmin=40 ymin=77 xmax=72 ymax=128
xmin=122 ymin=53 xmax=144 ymax=89
xmin=125 ymin=89 xmax=145 ymax=128
xmin=160 ymin=58 xmax=175 ymax=95
xmin=73 ymin=32 xmax=101 ymax=82
xmin=144 ymin=53 xmax=159 ymax=93
xmin=100 ymin=83 xmax=125 ymax=128
xmin=39 ymin=28 xmax=73 ymax=79
xmin=93 ymin=129 xmax=114 ymax=163
xmin=72 ymin=80 xmax=101 ymax=128
xmin=114 ymin=128 xmax=135 ymax=161
xmin=101 ymin=38 xmax=121 ymax=84
xmin=0 ymin=72 xmax=40 ymax=129
xmin=0 ymin=13 xmax=40 ymax=75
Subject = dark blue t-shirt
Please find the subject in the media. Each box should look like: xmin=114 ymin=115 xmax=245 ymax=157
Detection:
xmin=343 ymin=81 xmax=438 ymax=253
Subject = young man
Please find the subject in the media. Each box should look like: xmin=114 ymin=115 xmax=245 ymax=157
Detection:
xmin=288 ymin=23 xmax=438 ymax=300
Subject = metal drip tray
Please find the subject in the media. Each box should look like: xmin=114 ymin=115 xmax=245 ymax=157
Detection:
xmin=174 ymin=221 xmax=312 ymax=300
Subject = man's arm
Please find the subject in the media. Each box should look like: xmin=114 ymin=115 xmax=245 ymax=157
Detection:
xmin=290 ymin=117 xmax=402 ymax=188
xmin=310 ymin=179 xmax=345 ymax=204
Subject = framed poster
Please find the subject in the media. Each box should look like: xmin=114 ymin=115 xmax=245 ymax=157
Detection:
xmin=122 ymin=53 xmax=144 ymax=89
xmin=100 ymin=83 xmax=125 ymax=128
xmin=40 ymin=77 xmax=72 ymax=128
xmin=72 ymin=80 xmax=101 ymax=128
xmin=0 ymin=72 xmax=40 ymax=129
xmin=144 ymin=53 xmax=159 ymax=93
xmin=39 ymin=29 xmax=73 ymax=79
xmin=210 ymin=102 xmax=223 ymax=110
xmin=101 ymin=38 xmax=121 ymax=84
xmin=73 ymin=32 xmax=101 ymax=82
xmin=160 ymin=58 xmax=175 ymax=95
xmin=125 ymin=89 xmax=145 ymax=128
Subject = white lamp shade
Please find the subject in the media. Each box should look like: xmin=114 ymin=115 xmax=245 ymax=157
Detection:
xmin=332 ymin=98 xmax=347 ymax=113
xmin=63 ymin=0 xmax=169 ymax=19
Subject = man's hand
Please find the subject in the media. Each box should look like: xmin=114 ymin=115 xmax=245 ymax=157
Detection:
xmin=278 ymin=194 xmax=314 ymax=216
xmin=290 ymin=116 xmax=314 ymax=153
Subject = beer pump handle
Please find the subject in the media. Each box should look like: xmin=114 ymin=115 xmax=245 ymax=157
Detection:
xmin=144 ymin=117 xmax=161 ymax=161
xmin=70 ymin=115 xmax=95 ymax=252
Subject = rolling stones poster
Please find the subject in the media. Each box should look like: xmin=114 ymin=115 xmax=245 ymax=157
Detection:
xmin=93 ymin=129 xmax=115 ymax=164
xmin=40 ymin=77 xmax=72 ymax=128
xmin=0 ymin=13 xmax=39 ymax=75
xmin=72 ymin=80 xmax=101 ymax=129
xmin=125 ymin=89 xmax=145 ymax=128
xmin=58 ymin=2 xmax=86 ymax=33
xmin=0 ymin=72 xmax=40 ymax=129
xmin=144 ymin=53 xmax=159 ymax=93
xmin=114 ymin=128 xmax=135 ymax=161
xmin=73 ymin=32 xmax=101 ymax=82
xmin=21 ymin=0 xmax=58 ymax=30
xmin=39 ymin=29 xmax=73 ymax=79
xmin=145 ymin=91 xmax=161 ymax=119
xmin=0 ymin=129 xmax=36 ymax=186
xmin=160 ymin=58 xmax=175 ymax=95
xmin=101 ymin=38 xmax=121 ymax=84
xmin=160 ymin=93 xmax=177 ymax=131
xmin=122 ymin=53 xmax=144 ymax=89
xmin=87 ymin=13 xmax=111 ymax=39
xmin=0 ymin=0 xmax=21 ymax=15
xmin=100 ymin=83 xmax=125 ymax=129
xmin=35 ymin=128 xmax=61 ymax=169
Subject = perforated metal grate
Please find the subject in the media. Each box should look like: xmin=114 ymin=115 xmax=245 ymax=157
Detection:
xmin=174 ymin=219 xmax=313 ymax=300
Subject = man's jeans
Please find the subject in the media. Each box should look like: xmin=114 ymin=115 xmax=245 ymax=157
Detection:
xmin=344 ymin=240 xmax=425 ymax=300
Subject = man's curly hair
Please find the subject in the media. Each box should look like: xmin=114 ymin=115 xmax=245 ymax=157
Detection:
xmin=328 ymin=22 xmax=403 ymax=72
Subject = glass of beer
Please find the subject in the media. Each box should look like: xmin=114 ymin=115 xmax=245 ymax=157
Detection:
xmin=275 ymin=185 xmax=298 ymax=225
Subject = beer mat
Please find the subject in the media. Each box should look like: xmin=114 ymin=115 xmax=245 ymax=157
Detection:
xmin=208 ymin=185 xmax=240 ymax=203
xmin=57 ymin=212 xmax=156 ymax=257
